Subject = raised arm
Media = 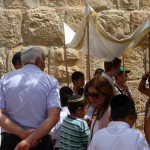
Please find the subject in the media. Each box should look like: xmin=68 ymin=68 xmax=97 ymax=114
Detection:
xmin=138 ymin=72 xmax=150 ymax=96
xmin=144 ymin=109 xmax=150 ymax=146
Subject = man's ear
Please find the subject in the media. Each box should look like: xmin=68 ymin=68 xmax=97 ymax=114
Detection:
xmin=111 ymin=66 xmax=115 ymax=71
xmin=35 ymin=57 xmax=41 ymax=66
xmin=73 ymin=80 xmax=77 ymax=85
xmin=128 ymin=112 xmax=137 ymax=120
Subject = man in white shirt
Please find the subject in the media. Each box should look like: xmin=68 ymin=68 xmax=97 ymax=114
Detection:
xmin=0 ymin=46 xmax=61 ymax=150
xmin=101 ymin=57 xmax=121 ymax=93
xmin=88 ymin=94 xmax=150 ymax=150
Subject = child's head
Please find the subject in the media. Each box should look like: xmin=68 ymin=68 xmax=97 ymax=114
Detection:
xmin=71 ymin=71 xmax=85 ymax=87
xmin=111 ymin=94 xmax=137 ymax=127
xmin=104 ymin=57 xmax=121 ymax=76
xmin=12 ymin=52 xmax=22 ymax=69
xmin=115 ymin=66 xmax=130 ymax=83
xmin=93 ymin=68 xmax=104 ymax=78
xmin=68 ymin=95 xmax=87 ymax=118
xmin=60 ymin=86 xmax=73 ymax=107
xmin=84 ymin=77 xmax=114 ymax=119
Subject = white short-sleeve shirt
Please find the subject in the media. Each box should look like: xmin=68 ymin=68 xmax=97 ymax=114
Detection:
xmin=88 ymin=121 xmax=150 ymax=150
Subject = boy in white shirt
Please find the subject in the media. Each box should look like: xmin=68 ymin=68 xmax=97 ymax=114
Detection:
xmin=88 ymin=94 xmax=150 ymax=150
xmin=52 ymin=86 xmax=73 ymax=150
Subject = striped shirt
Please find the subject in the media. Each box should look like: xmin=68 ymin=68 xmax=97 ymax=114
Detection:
xmin=60 ymin=115 xmax=90 ymax=150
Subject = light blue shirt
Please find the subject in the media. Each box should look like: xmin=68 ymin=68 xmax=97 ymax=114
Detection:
xmin=0 ymin=64 xmax=60 ymax=130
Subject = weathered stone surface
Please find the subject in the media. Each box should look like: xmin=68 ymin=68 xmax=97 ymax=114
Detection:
xmin=136 ymin=113 xmax=144 ymax=131
xmin=130 ymin=11 xmax=150 ymax=32
xmin=64 ymin=8 xmax=84 ymax=31
xmin=4 ymin=0 xmax=39 ymax=9
xmin=50 ymin=47 xmax=79 ymax=64
xmin=117 ymin=0 xmax=139 ymax=10
xmin=0 ymin=10 xmax=22 ymax=48
xmin=0 ymin=48 xmax=7 ymax=76
xmin=68 ymin=0 xmax=81 ymax=6
xmin=45 ymin=46 xmax=81 ymax=80
xmin=127 ymin=80 xmax=146 ymax=130
xmin=99 ymin=11 xmax=130 ymax=39
xmin=22 ymin=7 xmax=65 ymax=46
xmin=83 ymin=0 xmax=114 ymax=11
xmin=142 ymin=0 xmax=150 ymax=10
xmin=123 ymin=47 xmax=145 ymax=80
xmin=39 ymin=0 xmax=67 ymax=6
xmin=90 ymin=56 xmax=104 ymax=77
xmin=39 ymin=0 xmax=81 ymax=6
xmin=0 ymin=0 xmax=3 ymax=8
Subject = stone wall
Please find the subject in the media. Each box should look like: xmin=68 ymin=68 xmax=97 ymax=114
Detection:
xmin=0 ymin=0 xmax=150 ymax=130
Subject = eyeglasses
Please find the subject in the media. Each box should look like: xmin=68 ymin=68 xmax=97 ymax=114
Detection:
xmin=85 ymin=92 xmax=100 ymax=99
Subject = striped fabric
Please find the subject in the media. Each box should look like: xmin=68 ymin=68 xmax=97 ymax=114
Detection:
xmin=60 ymin=115 xmax=90 ymax=150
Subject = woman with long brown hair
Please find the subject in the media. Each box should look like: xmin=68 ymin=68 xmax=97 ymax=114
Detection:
xmin=84 ymin=77 xmax=114 ymax=140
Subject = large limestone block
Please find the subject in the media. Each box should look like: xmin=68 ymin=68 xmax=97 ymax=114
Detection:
xmin=90 ymin=56 xmax=104 ymax=77
xmin=0 ymin=48 xmax=7 ymax=76
xmin=0 ymin=0 xmax=3 ymax=8
xmin=135 ymin=112 xmax=144 ymax=131
xmin=0 ymin=10 xmax=22 ymax=48
xmin=142 ymin=0 xmax=150 ymax=10
xmin=39 ymin=0 xmax=81 ymax=6
xmin=46 ymin=46 xmax=81 ymax=80
xmin=54 ymin=47 xmax=79 ymax=62
xmin=83 ymin=0 xmax=114 ymax=11
xmin=123 ymin=47 xmax=145 ymax=80
xmin=56 ymin=66 xmax=73 ymax=83
xmin=4 ymin=0 xmax=39 ymax=8
xmin=22 ymin=7 xmax=65 ymax=46
xmin=127 ymin=81 xmax=146 ymax=130
xmin=64 ymin=8 xmax=84 ymax=31
xmin=130 ymin=11 xmax=150 ymax=32
xmin=117 ymin=0 xmax=139 ymax=10
xmin=99 ymin=11 xmax=130 ymax=39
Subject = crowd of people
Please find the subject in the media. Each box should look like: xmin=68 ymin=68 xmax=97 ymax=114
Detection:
xmin=0 ymin=45 xmax=150 ymax=150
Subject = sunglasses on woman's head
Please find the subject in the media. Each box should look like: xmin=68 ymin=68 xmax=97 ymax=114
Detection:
xmin=85 ymin=92 xmax=100 ymax=99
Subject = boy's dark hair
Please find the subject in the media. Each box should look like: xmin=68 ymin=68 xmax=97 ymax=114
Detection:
xmin=111 ymin=94 xmax=136 ymax=120
xmin=71 ymin=71 xmax=84 ymax=84
xmin=12 ymin=52 xmax=22 ymax=66
xmin=95 ymin=68 xmax=104 ymax=74
xmin=104 ymin=57 xmax=121 ymax=72
xmin=68 ymin=95 xmax=87 ymax=114
xmin=60 ymin=86 xmax=73 ymax=107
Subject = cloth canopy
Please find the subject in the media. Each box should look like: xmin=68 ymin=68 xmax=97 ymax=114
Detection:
xmin=62 ymin=5 xmax=150 ymax=61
